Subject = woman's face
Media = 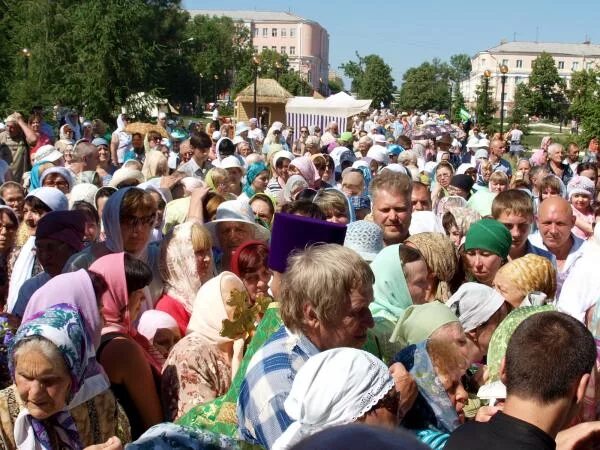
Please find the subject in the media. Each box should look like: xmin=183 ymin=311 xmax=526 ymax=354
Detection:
xmin=31 ymin=119 xmax=41 ymax=133
xmin=42 ymin=173 xmax=70 ymax=194
xmin=120 ymin=211 xmax=155 ymax=254
xmin=226 ymin=168 xmax=243 ymax=185
xmin=0 ymin=211 xmax=17 ymax=253
xmin=251 ymin=199 xmax=273 ymax=225
xmin=436 ymin=167 xmax=452 ymax=189
xmin=580 ymin=169 xmax=597 ymax=186
xmin=464 ymin=249 xmax=503 ymax=286
xmin=275 ymin=159 xmax=290 ymax=182
xmin=326 ymin=208 xmax=349 ymax=225
xmin=493 ymin=271 xmax=524 ymax=309
xmin=448 ymin=225 xmax=462 ymax=247
xmin=194 ymin=247 xmax=213 ymax=283
xmin=541 ymin=187 xmax=560 ymax=201
xmin=238 ymin=143 xmax=252 ymax=157
xmin=15 ymin=348 xmax=71 ymax=420
xmin=517 ymin=161 xmax=531 ymax=174
xmin=252 ymin=171 xmax=269 ymax=193
xmin=242 ymin=264 xmax=271 ymax=303
xmin=490 ymin=181 xmax=507 ymax=194
xmin=437 ymin=367 xmax=468 ymax=424
xmin=97 ymin=145 xmax=110 ymax=163
xmin=63 ymin=146 xmax=73 ymax=163
xmin=128 ymin=288 xmax=145 ymax=322
xmin=23 ymin=203 xmax=45 ymax=233
xmin=287 ymin=165 xmax=302 ymax=178
xmin=404 ymin=259 xmax=429 ymax=305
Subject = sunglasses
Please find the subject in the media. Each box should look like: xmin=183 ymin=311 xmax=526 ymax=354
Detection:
xmin=121 ymin=213 xmax=156 ymax=227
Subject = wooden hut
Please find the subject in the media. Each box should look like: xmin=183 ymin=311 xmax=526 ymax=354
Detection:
xmin=235 ymin=78 xmax=293 ymax=125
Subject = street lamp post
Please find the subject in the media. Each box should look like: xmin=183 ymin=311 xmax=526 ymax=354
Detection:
xmin=499 ymin=64 xmax=509 ymax=136
xmin=483 ymin=70 xmax=491 ymax=125
xmin=252 ymin=55 xmax=261 ymax=119
xmin=275 ymin=61 xmax=282 ymax=81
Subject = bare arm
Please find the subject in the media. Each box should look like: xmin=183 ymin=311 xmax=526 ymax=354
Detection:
xmin=15 ymin=116 xmax=37 ymax=146
xmin=110 ymin=133 xmax=119 ymax=166
xmin=187 ymin=185 xmax=210 ymax=222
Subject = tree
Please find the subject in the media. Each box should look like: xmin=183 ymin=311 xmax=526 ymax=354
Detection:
xmin=474 ymin=76 xmax=496 ymax=129
xmin=340 ymin=53 xmax=395 ymax=107
xmin=520 ymin=52 xmax=567 ymax=120
xmin=328 ymin=77 xmax=344 ymax=94
xmin=510 ymin=83 xmax=529 ymax=128
xmin=568 ymin=68 xmax=600 ymax=145
xmin=451 ymin=89 xmax=467 ymax=123
xmin=397 ymin=61 xmax=451 ymax=111
xmin=448 ymin=54 xmax=472 ymax=83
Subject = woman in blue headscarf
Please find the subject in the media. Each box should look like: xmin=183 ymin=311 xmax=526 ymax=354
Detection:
xmin=240 ymin=162 xmax=269 ymax=201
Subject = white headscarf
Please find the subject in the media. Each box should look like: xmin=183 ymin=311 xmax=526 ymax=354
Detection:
xmin=272 ymin=348 xmax=395 ymax=450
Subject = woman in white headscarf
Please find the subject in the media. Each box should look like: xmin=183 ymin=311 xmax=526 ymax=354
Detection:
xmin=272 ymin=347 xmax=398 ymax=450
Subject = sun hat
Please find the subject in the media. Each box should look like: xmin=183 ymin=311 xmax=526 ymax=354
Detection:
xmin=235 ymin=122 xmax=250 ymax=135
xmin=567 ymin=175 xmax=595 ymax=199
xmin=446 ymin=282 xmax=506 ymax=332
xmin=464 ymin=218 xmax=512 ymax=260
xmin=478 ymin=138 xmax=490 ymax=149
xmin=109 ymin=167 xmax=145 ymax=188
xmin=33 ymin=145 xmax=63 ymax=164
xmin=367 ymin=145 xmax=389 ymax=164
xmin=466 ymin=137 xmax=480 ymax=149
xmin=211 ymin=131 xmax=221 ymax=141
xmin=387 ymin=144 xmax=404 ymax=156
xmin=474 ymin=149 xmax=489 ymax=160
xmin=344 ymin=220 xmax=384 ymax=262
xmin=372 ymin=134 xmax=386 ymax=144
xmin=220 ymin=155 xmax=245 ymax=172
xmin=204 ymin=199 xmax=270 ymax=246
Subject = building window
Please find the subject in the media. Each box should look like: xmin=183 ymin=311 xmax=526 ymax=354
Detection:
xmin=572 ymin=61 xmax=579 ymax=70
xmin=586 ymin=61 xmax=593 ymax=70
xmin=290 ymin=28 xmax=296 ymax=37
xmin=272 ymin=28 xmax=277 ymax=37
xmin=502 ymin=59 xmax=509 ymax=66
xmin=480 ymin=58 xmax=485 ymax=68
xmin=262 ymin=46 xmax=268 ymax=52
xmin=281 ymin=46 xmax=286 ymax=54
xmin=281 ymin=28 xmax=286 ymax=37
xmin=271 ymin=46 xmax=277 ymax=51
xmin=262 ymin=28 xmax=268 ymax=37
xmin=558 ymin=61 xmax=565 ymax=69
xmin=253 ymin=28 xmax=259 ymax=38
xmin=289 ymin=46 xmax=296 ymax=55
xmin=516 ymin=59 xmax=522 ymax=68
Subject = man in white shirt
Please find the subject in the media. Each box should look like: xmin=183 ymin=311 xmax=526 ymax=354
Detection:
xmin=247 ymin=118 xmax=264 ymax=143
xmin=176 ymin=132 xmax=213 ymax=179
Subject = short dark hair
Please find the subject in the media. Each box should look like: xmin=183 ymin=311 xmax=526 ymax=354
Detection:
xmin=190 ymin=131 xmax=212 ymax=150
xmin=505 ymin=311 xmax=596 ymax=403
xmin=280 ymin=200 xmax=326 ymax=220
xmin=24 ymin=196 xmax=52 ymax=215
xmin=72 ymin=200 xmax=99 ymax=225
xmin=577 ymin=161 xmax=598 ymax=176
xmin=123 ymin=253 xmax=152 ymax=295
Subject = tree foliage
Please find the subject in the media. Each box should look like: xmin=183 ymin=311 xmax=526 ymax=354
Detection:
xmin=397 ymin=61 xmax=451 ymax=111
xmin=474 ymin=76 xmax=497 ymax=129
xmin=568 ymin=68 xmax=600 ymax=145
xmin=518 ymin=52 xmax=567 ymax=120
xmin=451 ymin=89 xmax=467 ymax=123
xmin=449 ymin=54 xmax=472 ymax=82
xmin=340 ymin=53 xmax=395 ymax=107
xmin=328 ymin=77 xmax=344 ymax=95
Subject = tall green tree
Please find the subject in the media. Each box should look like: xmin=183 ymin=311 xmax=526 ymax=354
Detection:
xmin=510 ymin=82 xmax=529 ymax=128
xmin=451 ymin=89 xmax=467 ymax=123
xmin=397 ymin=61 xmax=451 ymax=111
xmin=474 ymin=76 xmax=496 ymax=129
xmin=448 ymin=54 xmax=472 ymax=82
xmin=568 ymin=68 xmax=600 ymax=145
xmin=328 ymin=77 xmax=344 ymax=94
xmin=519 ymin=52 xmax=567 ymax=120
xmin=340 ymin=53 xmax=395 ymax=107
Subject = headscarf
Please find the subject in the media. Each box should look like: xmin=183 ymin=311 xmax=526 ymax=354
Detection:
xmin=290 ymin=156 xmax=320 ymax=187
xmin=69 ymin=183 xmax=99 ymax=208
xmin=89 ymin=252 xmax=164 ymax=373
xmin=244 ymin=162 xmax=268 ymax=197
xmin=138 ymin=310 xmax=179 ymax=343
xmin=272 ymin=348 xmax=395 ymax=450
xmin=446 ymin=282 xmax=505 ymax=333
xmin=29 ymin=162 xmax=48 ymax=190
xmin=282 ymin=175 xmax=308 ymax=203
xmin=58 ymin=124 xmax=75 ymax=143
xmin=567 ymin=175 xmax=595 ymax=200
xmin=464 ymin=218 xmax=512 ymax=260
xmin=39 ymin=167 xmax=74 ymax=193
xmin=405 ymin=233 xmax=457 ymax=301
xmin=369 ymin=244 xmax=412 ymax=323
xmin=390 ymin=302 xmax=459 ymax=348
xmin=530 ymin=149 xmax=547 ymax=166
xmin=22 ymin=270 xmax=109 ymax=408
xmin=394 ymin=341 xmax=461 ymax=434
xmin=159 ymin=221 xmax=207 ymax=313
xmin=141 ymin=150 xmax=168 ymax=181
xmin=409 ymin=211 xmax=444 ymax=235
xmin=330 ymin=147 xmax=356 ymax=175
xmin=10 ymin=304 xmax=89 ymax=450
xmin=186 ymin=272 xmax=248 ymax=381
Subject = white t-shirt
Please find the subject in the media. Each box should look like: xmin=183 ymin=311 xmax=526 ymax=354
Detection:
xmin=212 ymin=108 xmax=220 ymax=121
xmin=509 ymin=129 xmax=523 ymax=142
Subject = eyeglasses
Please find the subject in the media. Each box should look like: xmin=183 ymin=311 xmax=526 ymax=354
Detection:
xmin=43 ymin=180 xmax=69 ymax=189
xmin=120 ymin=213 xmax=156 ymax=227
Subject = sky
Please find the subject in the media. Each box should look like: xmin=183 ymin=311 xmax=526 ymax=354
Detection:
xmin=183 ymin=0 xmax=600 ymax=88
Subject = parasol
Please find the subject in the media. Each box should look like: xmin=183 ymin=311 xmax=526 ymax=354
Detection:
xmin=125 ymin=122 xmax=169 ymax=138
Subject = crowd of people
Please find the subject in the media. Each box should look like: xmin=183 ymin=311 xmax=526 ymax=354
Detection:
xmin=0 ymin=106 xmax=599 ymax=449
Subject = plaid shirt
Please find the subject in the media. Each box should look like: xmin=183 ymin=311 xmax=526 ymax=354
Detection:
xmin=237 ymin=325 xmax=320 ymax=448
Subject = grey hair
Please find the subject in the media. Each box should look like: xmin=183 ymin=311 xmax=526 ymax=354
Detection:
xmin=13 ymin=336 xmax=66 ymax=372
xmin=548 ymin=143 xmax=564 ymax=156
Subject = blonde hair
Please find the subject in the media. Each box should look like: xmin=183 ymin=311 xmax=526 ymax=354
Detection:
xmin=496 ymin=254 xmax=557 ymax=299
xmin=489 ymin=171 xmax=509 ymax=185
xmin=369 ymin=170 xmax=412 ymax=200
xmin=280 ymin=244 xmax=374 ymax=332
xmin=142 ymin=150 xmax=168 ymax=180
xmin=191 ymin=222 xmax=212 ymax=252
xmin=313 ymin=189 xmax=349 ymax=220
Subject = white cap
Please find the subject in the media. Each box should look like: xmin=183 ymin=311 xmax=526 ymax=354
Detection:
xmin=34 ymin=145 xmax=63 ymax=164
xmin=220 ymin=155 xmax=245 ymax=172
xmin=372 ymin=134 xmax=386 ymax=144
xmin=212 ymin=131 xmax=222 ymax=141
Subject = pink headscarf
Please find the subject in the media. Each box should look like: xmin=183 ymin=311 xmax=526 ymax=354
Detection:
xmin=290 ymin=156 xmax=320 ymax=188
xmin=89 ymin=252 xmax=164 ymax=373
xmin=530 ymin=149 xmax=547 ymax=166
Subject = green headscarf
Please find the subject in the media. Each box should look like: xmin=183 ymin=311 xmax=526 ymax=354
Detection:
xmin=464 ymin=218 xmax=512 ymax=260
xmin=244 ymin=162 xmax=268 ymax=197
xmin=390 ymin=302 xmax=459 ymax=349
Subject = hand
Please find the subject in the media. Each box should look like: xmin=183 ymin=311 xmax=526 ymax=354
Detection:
xmin=389 ymin=362 xmax=418 ymax=418
xmin=556 ymin=422 xmax=600 ymax=450
xmin=474 ymin=405 xmax=502 ymax=423
xmin=160 ymin=171 xmax=185 ymax=190
xmin=84 ymin=436 xmax=122 ymax=450
xmin=11 ymin=112 xmax=23 ymax=123
xmin=190 ymin=184 xmax=210 ymax=202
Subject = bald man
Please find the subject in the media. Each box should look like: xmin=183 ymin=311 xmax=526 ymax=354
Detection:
xmin=529 ymin=197 xmax=584 ymax=298
xmin=488 ymin=139 xmax=512 ymax=178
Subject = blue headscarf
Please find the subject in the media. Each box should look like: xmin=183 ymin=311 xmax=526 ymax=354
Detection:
xmin=244 ymin=162 xmax=268 ymax=197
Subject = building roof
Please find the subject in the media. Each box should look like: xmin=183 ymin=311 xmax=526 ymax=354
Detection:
xmin=235 ymin=78 xmax=293 ymax=104
xmin=188 ymin=9 xmax=313 ymax=24
xmin=484 ymin=41 xmax=600 ymax=57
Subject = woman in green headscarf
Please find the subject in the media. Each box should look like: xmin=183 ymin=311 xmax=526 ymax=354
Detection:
xmin=369 ymin=244 xmax=430 ymax=363
xmin=241 ymin=162 xmax=269 ymax=201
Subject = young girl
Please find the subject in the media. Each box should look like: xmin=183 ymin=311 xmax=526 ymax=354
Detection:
xmin=539 ymin=174 xmax=564 ymax=201
xmin=567 ymin=175 xmax=595 ymax=239
xmin=488 ymin=171 xmax=509 ymax=194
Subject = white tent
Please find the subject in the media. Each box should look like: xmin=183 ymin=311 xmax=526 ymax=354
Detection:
xmin=125 ymin=92 xmax=179 ymax=118
xmin=285 ymin=92 xmax=371 ymax=140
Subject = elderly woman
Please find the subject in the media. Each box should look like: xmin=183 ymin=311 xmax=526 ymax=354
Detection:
xmin=230 ymin=240 xmax=271 ymax=304
xmin=40 ymin=167 xmax=74 ymax=195
xmin=55 ymin=124 xmax=75 ymax=155
xmin=92 ymin=252 xmax=163 ymax=439
xmin=240 ymin=162 xmax=269 ymax=201
xmin=65 ymin=187 xmax=163 ymax=302
xmin=249 ymin=193 xmax=275 ymax=227
xmin=493 ymin=254 xmax=556 ymax=309
xmin=162 ymin=272 xmax=253 ymax=421
xmin=441 ymin=207 xmax=481 ymax=248
xmin=7 ymin=187 xmax=68 ymax=312
xmin=137 ymin=310 xmax=181 ymax=359
xmin=0 ymin=304 xmax=124 ymax=449
xmin=394 ymin=339 xmax=469 ymax=449
xmin=461 ymin=218 xmax=512 ymax=287
xmin=272 ymin=348 xmax=399 ymax=450
xmin=406 ymin=232 xmax=457 ymax=302
xmin=156 ymin=221 xmax=214 ymax=336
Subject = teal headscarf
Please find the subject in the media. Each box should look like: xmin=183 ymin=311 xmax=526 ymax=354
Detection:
xmin=244 ymin=162 xmax=268 ymax=197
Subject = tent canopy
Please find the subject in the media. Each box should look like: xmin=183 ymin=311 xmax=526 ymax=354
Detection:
xmin=285 ymin=91 xmax=371 ymax=118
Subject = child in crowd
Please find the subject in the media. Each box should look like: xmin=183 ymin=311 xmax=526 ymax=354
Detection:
xmin=567 ymin=175 xmax=595 ymax=239
xmin=488 ymin=171 xmax=508 ymax=194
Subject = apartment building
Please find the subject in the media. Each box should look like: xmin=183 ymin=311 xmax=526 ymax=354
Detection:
xmin=189 ymin=9 xmax=330 ymax=91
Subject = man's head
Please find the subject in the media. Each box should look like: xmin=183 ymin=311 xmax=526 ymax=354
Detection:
xmin=370 ymin=171 xmax=413 ymax=245
xmin=492 ymin=190 xmax=534 ymax=256
xmin=537 ymin=197 xmax=575 ymax=254
xmin=567 ymin=143 xmax=580 ymax=164
xmin=548 ymin=143 xmax=564 ymax=164
xmin=70 ymin=141 xmax=99 ymax=173
xmin=131 ymin=132 xmax=144 ymax=151
xmin=4 ymin=115 xmax=22 ymax=140
xmin=502 ymin=312 xmax=595 ymax=422
xmin=411 ymin=181 xmax=431 ymax=211
xmin=280 ymin=244 xmax=375 ymax=350
xmin=489 ymin=139 xmax=506 ymax=160
xmin=0 ymin=182 xmax=25 ymax=219
xmin=189 ymin=132 xmax=212 ymax=166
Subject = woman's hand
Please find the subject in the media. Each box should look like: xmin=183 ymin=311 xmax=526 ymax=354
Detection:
xmin=84 ymin=436 xmax=122 ymax=450
xmin=389 ymin=362 xmax=417 ymax=418
xmin=474 ymin=404 xmax=503 ymax=423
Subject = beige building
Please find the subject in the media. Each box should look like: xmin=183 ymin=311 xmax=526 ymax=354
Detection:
xmin=189 ymin=9 xmax=329 ymax=91
xmin=460 ymin=41 xmax=600 ymax=110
